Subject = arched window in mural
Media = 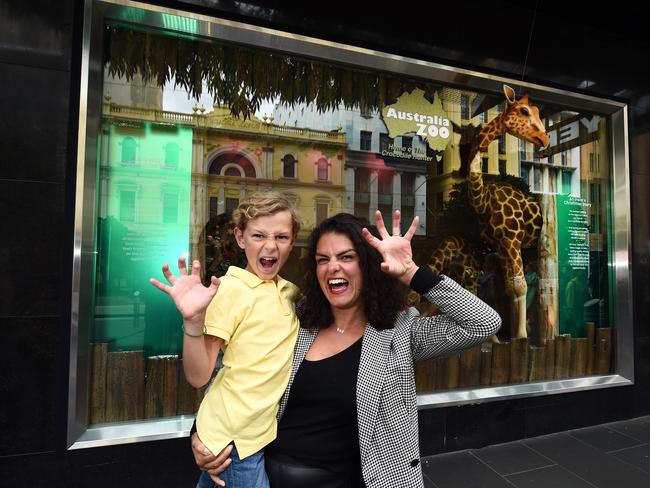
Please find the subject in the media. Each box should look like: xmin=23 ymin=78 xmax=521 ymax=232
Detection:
xmin=208 ymin=151 xmax=257 ymax=178
xmin=164 ymin=142 xmax=179 ymax=168
xmin=316 ymin=157 xmax=329 ymax=181
xmin=283 ymin=154 xmax=296 ymax=178
xmin=224 ymin=166 xmax=242 ymax=177
xmin=121 ymin=136 xmax=137 ymax=163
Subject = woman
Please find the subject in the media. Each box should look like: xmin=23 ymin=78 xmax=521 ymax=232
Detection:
xmin=189 ymin=210 xmax=501 ymax=487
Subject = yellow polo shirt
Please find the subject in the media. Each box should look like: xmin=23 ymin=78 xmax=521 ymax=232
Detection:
xmin=196 ymin=266 xmax=299 ymax=459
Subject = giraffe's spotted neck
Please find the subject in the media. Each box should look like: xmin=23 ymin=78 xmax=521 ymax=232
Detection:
xmin=466 ymin=115 xmax=506 ymax=214
xmin=477 ymin=113 xmax=506 ymax=154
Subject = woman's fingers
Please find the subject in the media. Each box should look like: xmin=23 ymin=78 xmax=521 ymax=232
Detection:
xmin=362 ymin=227 xmax=382 ymax=250
xmin=374 ymin=210 xmax=390 ymax=239
xmin=192 ymin=435 xmax=233 ymax=472
xmin=208 ymin=472 xmax=227 ymax=487
xmin=403 ymin=215 xmax=419 ymax=241
xmin=391 ymin=210 xmax=401 ymax=236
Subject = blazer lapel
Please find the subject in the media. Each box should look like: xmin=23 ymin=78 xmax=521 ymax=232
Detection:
xmin=357 ymin=325 xmax=394 ymax=462
xmin=278 ymin=327 xmax=317 ymax=419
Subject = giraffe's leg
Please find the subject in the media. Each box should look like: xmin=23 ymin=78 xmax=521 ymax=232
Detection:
xmin=509 ymin=251 xmax=528 ymax=339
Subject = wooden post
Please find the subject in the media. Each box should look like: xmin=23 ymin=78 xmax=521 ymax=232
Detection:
xmin=570 ymin=338 xmax=588 ymax=377
xmin=145 ymin=357 xmax=164 ymax=419
xmin=106 ymin=351 xmax=145 ymax=422
xmin=545 ymin=337 xmax=556 ymax=380
xmin=459 ymin=345 xmax=481 ymax=388
xmin=509 ymin=338 xmax=529 ymax=383
xmin=480 ymin=348 xmax=493 ymax=386
xmin=554 ymin=334 xmax=572 ymax=379
xmin=491 ymin=342 xmax=511 ymax=385
xmin=415 ymin=360 xmax=435 ymax=393
xmin=177 ymin=358 xmax=203 ymax=415
xmin=538 ymin=194 xmax=560 ymax=344
xmin=435 ymin=355 xmax=459 ymax=390
xmin=585 ymin=322 xmax=596 ymax=374
xmin=162 ymin=356 xmax=179 ymax=417
xmin=595 ymin=328 xmax=613 ymax=374
xmin=528 ymin=346 xmax=547 ymax=381
xmin=89 ymin=343 xmax=108 ymax=424
xmin=146 ymin=356 xmax=180 ymax=418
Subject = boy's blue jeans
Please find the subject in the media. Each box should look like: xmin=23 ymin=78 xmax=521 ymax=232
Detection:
xmin=195 ymin=444 xmax=269 ymax=488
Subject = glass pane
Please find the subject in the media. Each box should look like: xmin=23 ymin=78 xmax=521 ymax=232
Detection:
xmin=84 ymin=17 xmax=618 ymax=427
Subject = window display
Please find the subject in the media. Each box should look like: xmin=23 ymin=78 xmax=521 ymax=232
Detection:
xmin=69 ymin=0 xmax=630 ymax=447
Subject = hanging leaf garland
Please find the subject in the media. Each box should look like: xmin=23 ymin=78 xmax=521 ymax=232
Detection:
xmin=104 ymin=24 xmax=441 ymax=118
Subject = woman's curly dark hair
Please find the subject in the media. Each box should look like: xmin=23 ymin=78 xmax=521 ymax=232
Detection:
xmin=299 ymin=213 xmax=404 ymax=331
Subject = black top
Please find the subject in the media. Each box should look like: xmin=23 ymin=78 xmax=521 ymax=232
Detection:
xmin=266 ymin=337 xmax=363 ymax=480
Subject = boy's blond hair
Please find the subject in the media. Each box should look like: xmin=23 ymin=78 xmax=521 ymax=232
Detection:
xmin=232 ymin=191 xmax=301 ymax=238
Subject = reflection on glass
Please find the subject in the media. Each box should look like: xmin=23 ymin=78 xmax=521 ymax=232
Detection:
xmin=84 ymin=19 xmax=617 ymax=427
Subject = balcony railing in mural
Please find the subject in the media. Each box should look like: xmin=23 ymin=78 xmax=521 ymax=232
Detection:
xmin=102 ymin=101 xmax=347 ymax=145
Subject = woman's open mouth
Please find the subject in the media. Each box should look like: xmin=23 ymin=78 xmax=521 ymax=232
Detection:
xmin=328 ymin=278 xmax=349 ymax=294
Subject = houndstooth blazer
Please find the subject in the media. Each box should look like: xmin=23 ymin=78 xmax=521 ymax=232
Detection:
xmin=277 ymin=274 xmax=501 ymax=488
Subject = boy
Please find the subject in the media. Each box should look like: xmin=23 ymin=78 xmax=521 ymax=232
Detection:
xmin=151 ymin=191 xmax=300 ymax=488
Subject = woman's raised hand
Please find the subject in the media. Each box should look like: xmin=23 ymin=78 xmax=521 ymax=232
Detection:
xmin=362 ymin=210 xmax=420 ymax=285
xmin=149 ymin=257 xmax=220 ymax=325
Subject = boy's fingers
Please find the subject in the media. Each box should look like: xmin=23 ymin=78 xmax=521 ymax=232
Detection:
xmin=208 ymin=275 xmax=221 ymax=291
xmin=161 ymin=263 xmax=176 ymax=285
xmin=178 ymin=256 xmax=188 ymax=276
xmin=149 ymin=278 xmax=170 ymax=294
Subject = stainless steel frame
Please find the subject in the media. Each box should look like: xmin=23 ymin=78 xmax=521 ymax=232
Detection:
xmin=69 ymin=0 xmax=633 ymax=448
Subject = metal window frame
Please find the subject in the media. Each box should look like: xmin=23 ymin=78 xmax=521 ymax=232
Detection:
xmin=69 ymin=0 xmax=632 ymax=449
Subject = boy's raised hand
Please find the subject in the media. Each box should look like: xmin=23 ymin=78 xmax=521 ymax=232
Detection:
xmin=150 ymin=257 xmax=220 ymax=325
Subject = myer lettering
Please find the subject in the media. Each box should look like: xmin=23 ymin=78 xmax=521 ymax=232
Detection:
xmin=382 ymin=89 xmax=453 ymax=159
xmin=538 ymin=115 xmax=601 ymax=158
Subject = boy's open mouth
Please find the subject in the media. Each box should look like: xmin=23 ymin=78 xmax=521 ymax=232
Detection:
xmin=328 ymin=278 xmax=349 ymax=293
xmin=259 ymin=257 xmax=278 ymax=269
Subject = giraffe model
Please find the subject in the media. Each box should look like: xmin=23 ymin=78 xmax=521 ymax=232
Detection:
xmin=464 ymin=85 xmax=549 ymax=338
xmin=428 ymin=236 xmax=482 ymax=293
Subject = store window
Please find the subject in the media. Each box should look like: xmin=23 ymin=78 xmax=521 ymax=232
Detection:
xmin=315 ymin=199 xmax=330 ymax=224
xmin=460 ymin=94 xmax=470 ymax=120
xmin=379 ymin=133 xmax=392 ymax=152
xmin=164 ymin=142 xmax=179 ymax=169
xmin=282 ymin=154 xmax=296 ymax=178
xmin=119 ymin=189 xmax=136 ymax=222
xmin=316 ymin=157 xmax=329 ymax=181
xmin=69 ymin=1 xmax=631 ymax=448
xmin=121 ymin=136 xmax=137 ymax=163
xmin=360 ymin=130 xmax=372 ymax=151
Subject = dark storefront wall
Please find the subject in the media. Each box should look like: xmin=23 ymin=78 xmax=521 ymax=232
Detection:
xmin=1 ymin=0 xmax=649 ymax=486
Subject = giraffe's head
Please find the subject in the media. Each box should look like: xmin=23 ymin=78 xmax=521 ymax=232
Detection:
xmin=500 ymin=85 xmax=549 ymax=149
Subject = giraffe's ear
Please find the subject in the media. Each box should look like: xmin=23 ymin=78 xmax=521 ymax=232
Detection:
xmin=503 ymin=85 xmax=516 ymax=104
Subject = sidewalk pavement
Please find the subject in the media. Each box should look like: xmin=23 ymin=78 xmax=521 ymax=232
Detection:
xmin=420 ymin=415 xmax=650 ymax=487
